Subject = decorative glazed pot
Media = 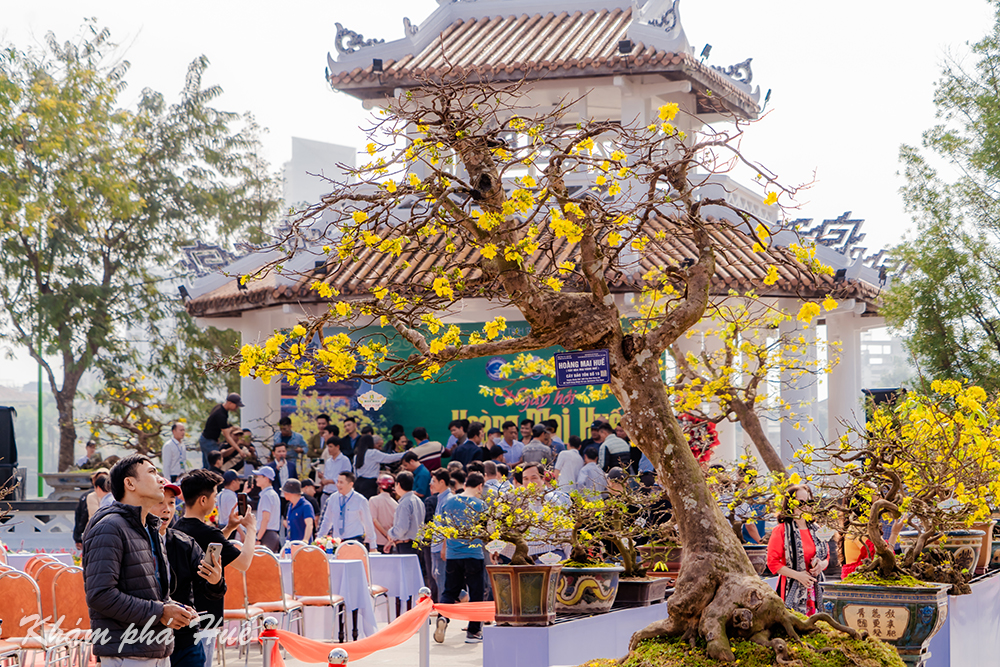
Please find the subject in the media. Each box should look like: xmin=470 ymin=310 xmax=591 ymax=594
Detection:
xmin=991 ymin=539 xmax=1000 ymax=570
xmin=971 ymin=521 xmax=996 ymax=574
xmin=487 ymin=564 xmax=562 ymax=626
xmin=742 ymin=544 xmax=768 ymax=575
xmin=899 ymin=529 xmax=985 ymax=573
xmin=554 ymin=564 xmax=624 ymax=613
xmin=820 ymin=581 xmax=949 ymax=667
xmin=613 ymin=577 xmax=670 ymax=608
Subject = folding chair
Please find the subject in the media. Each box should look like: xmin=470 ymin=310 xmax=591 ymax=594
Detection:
xmin=334 ymin=540 xmax=389 ymax=623
xmin=220 ymin=565 xmax=264 ymax=667
xmin=51 ymin=568 xmax=89 ymax=667
xmin=291 ymin=546 xmax=345 ymax=642
xmin=0 ymin=570 xmax=71 ymax=667
xmin=245 ymin=551 xmax=304 ymax=634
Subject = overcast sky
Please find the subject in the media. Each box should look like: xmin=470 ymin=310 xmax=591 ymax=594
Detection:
xmin=1 ymin=0 xmax=994 ymax=384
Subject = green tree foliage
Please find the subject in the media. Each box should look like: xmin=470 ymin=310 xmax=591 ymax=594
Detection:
xmin=884 ymin=3 xmax=1000 ymax=389
xmin=0 ymin=23 xmax=281 ymax=470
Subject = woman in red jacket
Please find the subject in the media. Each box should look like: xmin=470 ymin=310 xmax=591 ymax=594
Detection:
xmin=766 ymin=484 xmax=829 ymax=615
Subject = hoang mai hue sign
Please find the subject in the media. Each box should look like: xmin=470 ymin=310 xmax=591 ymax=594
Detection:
xmin=284 ymin=322 xmax=624 ymax=442
xmin=554 ymin=349 xmax=611 ymax=388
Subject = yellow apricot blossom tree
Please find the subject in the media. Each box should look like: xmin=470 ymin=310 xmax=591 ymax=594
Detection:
xmin=234 ymin=81 xmax=861 ymax=661
xmin=668 ymin=296 xmax=841 ymax=473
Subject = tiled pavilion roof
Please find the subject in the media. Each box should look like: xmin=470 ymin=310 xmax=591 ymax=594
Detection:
xmin=186 ymin=217 xmax=881 ymax=319
xmin=328 ymin=7 xmax=758 ymax=117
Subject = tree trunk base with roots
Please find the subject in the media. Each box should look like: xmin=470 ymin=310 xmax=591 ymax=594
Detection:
xmin=623 ymin=552 xmax=882 ymax=665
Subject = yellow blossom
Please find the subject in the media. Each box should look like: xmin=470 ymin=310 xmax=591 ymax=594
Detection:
xmin=763 ymin=192 xmax=779 ymax=206
xmin=545 ymin=277 xmax=563 ymax=292
xmin=352 ymin=210 xmax=368 ymax=224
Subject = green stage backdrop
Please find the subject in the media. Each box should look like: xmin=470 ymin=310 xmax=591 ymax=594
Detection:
xmin=281 ymin=321 xmax=623 ymax=443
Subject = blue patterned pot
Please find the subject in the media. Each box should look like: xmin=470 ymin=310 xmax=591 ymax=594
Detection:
xmin=819 ymin=581 xmax=949 ymax=666
xmin=554 ymin=565 xmax=624 ymax=614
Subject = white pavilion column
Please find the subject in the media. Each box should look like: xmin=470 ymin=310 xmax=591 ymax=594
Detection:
xmin=703 ymin=331 xmax=737 ymax=463
xmin=239 ymin=310 xmax=281 ymax=457
xmin=778 ymin=317 xmax=817 ymax=466
xmin=826 ymin=310 xmax=863 ymax=444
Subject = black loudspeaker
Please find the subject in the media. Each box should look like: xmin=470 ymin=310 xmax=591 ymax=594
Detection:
xmin=0 ymin=407 xmax=18 ymax=491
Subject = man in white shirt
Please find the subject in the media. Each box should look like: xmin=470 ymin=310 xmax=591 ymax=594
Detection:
xmin=316 ymin=471 xmax=377 ymax=551
xmin=317 ymin=437 xmax=353 ymax=507
xmin=162 ymin=422 xmax=188 ymax=482
xmin=498 ymin=421 xmax=524 ymax=466
xmin=554 ymin=436 xmax=584 ymax=490
xmin=252 ymin=467 xmax=282 ymax=551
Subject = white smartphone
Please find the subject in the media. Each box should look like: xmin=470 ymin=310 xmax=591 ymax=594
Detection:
xmin=206 ymin=542 xmax=223 ymax=567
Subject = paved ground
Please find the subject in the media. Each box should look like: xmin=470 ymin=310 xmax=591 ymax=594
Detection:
xmin=222 ymin=618 xmax=483 ymax=667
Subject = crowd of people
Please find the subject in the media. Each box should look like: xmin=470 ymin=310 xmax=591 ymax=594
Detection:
xmin=70 ymin=392 xmax=666 ymax=659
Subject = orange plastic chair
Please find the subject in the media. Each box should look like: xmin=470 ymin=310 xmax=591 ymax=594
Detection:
xmin=245 ymin=551 xmax=304 ymax=634
xmin=291 ymin=546 xmax=345 ymax=642
xmin=25 ymin=556 xmax=57 ymax=578
xmin=335 ymin=540 xmax=389 ymax=622
xmin=221 ymin=565 xmax=265 ymax=667
xmin=52 ymin=567 xmax=90 ymax=667
xmin=0 ymin=544 xmax=8 ymax=566
xmin=0 ymin=569 xmax=72 ymax=667
xmin=33 ymin=561 xmax=67 ymax=622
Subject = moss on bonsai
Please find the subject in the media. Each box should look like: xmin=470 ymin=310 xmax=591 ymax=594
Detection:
xmin=581 ymin=622 xmax=904 ymax=667
xmin=842 ymin=571 xmax=936 ymax=588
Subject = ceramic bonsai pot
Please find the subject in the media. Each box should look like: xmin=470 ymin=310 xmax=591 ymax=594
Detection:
xmin=971 ymin=521 xmax=996 ymax=574
xmin=899 ymin=529 xmax=984 ymax=573
xmin=554 ymin=564 xmax=624 ymax=614
xmin=820 ymin=580 xmax=949 ymax=666
xmin=613 ymin=577 xmax=670 ymax=608
xmin=487 ymin=564 xmax=562 ymax=626
xmin=743 ymin=543 xmax=769 ymax=575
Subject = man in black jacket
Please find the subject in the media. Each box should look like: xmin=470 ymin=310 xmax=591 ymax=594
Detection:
xmin=155 ymin=482 xmax=224 ymax=667
xmin=83 ymin=454 xmax=200 ymax=666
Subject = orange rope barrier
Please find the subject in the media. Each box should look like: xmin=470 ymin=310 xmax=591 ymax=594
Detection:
xmin=259 ymin=597 xmax=496 ymax=664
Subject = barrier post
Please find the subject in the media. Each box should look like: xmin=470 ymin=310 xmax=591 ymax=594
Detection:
xmin=328 ymin=648 xmax=349 ymax=665
xmin=418 ymin=586 xmax=431 ymax=667
xmin=261 ymin=617 xmax=279 ymax=667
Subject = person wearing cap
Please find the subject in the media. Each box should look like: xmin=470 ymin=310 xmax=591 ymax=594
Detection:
xmin=596 ymin=421 xmax=631 ymax=472
xmin=163 ymin=422 xmax=188 ymax=482
xmin=77 ymin=440 xmax=103 ymax=469
xmin=521 ymin=424 xmax=554 ymax=466
xmin=252 ymin=467 xmax=282 ymax=551
xmin=153 ymin=481 xmax=224 ymax=667
xmin=581 ymin=420 xmax=605 ymax=451
xmin=316 ymin=471 xmax=377 ymax=551
xmin=74 ymin=467 xmax=111 ymax=550
xmin=369 ymin=474 xmax=399 ymax=551
xmin=544 ymin=419 xmax=566 ymax=455
xmin=300 ymin=478 xmax=321 ymax=514
xmin=282 ymin=479 xmax=315 ymax=542
xmin=216 ymin=470 xmax=243 ymax=536
xmin=199 ymin=393 xmax=244 ymax=469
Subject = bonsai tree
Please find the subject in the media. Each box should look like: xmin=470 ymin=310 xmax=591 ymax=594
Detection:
xmin=236 ymin=80 xmax=864 ymax=661
xmin=809 ymin=380 xmax=1000 ymax=592
xmin=566 ymin=479 xmax=675 ymax=577
xmin=421 ymin=479 xmax=575 ymax=566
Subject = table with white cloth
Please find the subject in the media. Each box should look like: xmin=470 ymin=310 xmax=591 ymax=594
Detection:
xmin=7 ymin=552 xmax=75 ymax=570
xmin=278 ymin=557 xmax=378 ymax=641
xmin=368 ymin=553 xmax=425 ymax=621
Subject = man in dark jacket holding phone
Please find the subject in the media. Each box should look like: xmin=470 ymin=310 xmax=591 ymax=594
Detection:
xmin=83 ymin=455 xmax=200 ymax=667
